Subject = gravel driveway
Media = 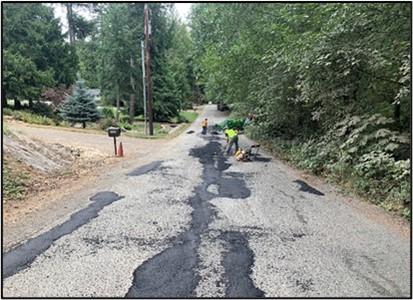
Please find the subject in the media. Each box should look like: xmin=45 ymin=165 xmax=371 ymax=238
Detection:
xmin=2 ymin=105 xmax=410 ymax=297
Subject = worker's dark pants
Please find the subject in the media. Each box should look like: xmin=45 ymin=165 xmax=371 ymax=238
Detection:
xmin=227 ymin=137 xmax=239 ymax=154
xmin=202 ymin=126 xmax=207 ymax=134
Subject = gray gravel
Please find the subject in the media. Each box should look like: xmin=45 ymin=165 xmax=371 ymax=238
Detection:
xmin=3 ymin=105 xmax=410 ymax=297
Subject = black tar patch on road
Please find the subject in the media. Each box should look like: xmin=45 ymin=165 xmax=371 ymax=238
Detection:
xmin=220 ymin=231 xmax=265 ymax=298
xmin=126 ymin=139 xmax=263 ymax=298
xmin=2 ymin=192 xmax=123 ymax=279
xmin=127 ymin=161 xmax=163 ymax=176
xmin=294 ymin=180 xmax=324 ymax=196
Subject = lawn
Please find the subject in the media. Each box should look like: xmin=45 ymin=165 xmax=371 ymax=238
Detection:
xmin=179 ymin=111 xmax=198 ymax=123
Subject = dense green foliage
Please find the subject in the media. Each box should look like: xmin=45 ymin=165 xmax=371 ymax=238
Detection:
xmin=191 ymin=3 xmax=411 ymax=216
xmin=59 ymin=76 xmax=100 ymax=128
xmin=2 ymin=3 xmax=77 ymax=107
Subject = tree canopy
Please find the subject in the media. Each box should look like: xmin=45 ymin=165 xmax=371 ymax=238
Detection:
xmin=190 ymin=3 xmax=410 ymax=134
xmin=2 ymin=3 xmax=77 ymax=107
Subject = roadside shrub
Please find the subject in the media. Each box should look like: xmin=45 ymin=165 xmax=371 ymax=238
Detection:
xmin=41 ymin=85 xmax=73 ymax=111
xmin=31 ymin=101 xmax=54 ymax=118
xmin=3 ymin=108 xmax=13 ymax=116
xmin=120 ymin=114 xmax=130 ymax=123
xmin=119 ymin=121 xmax=132 ymax=131
xmin=100 ymin=107 xmax=115 ymax=119
xmin=98 ymin=118 xmax=116 ymax=130
xmin=7 ymin=110 xmax=55 ymax=126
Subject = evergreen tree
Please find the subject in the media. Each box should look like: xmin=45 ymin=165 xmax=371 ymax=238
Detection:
xmin=59 ymin=75 xmax=100 ymax=128
xmin=3 ymin=3 xmax=78 ymax=108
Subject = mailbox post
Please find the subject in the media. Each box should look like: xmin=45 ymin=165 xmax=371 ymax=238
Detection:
xmin=107 ymin=127 xmax=121 ymax=156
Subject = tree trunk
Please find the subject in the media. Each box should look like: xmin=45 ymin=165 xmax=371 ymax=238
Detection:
xmin=195 ymin=84 xmax=202 ymax=105
xmin=394 ymin=102 xmax=401 ymax=126
xmin=116 ymin=86 xmax=120 ymax=123
xmin=2 ymin=89 xmax=7 ymax=108
xmin=66 ymin=4 xmax=75 ymax=45
xmin=82 ymin=121 xmax=86 ymax=128
xmin=129 ymin=94 xmax=135 ymax=124
xmin=14 ymin=99 xmax=22 ymax=109
xmin=144 ymin=4 xmax=154 ymax=135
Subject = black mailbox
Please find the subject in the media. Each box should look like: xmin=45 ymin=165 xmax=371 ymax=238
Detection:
xmin=107 ymin=127 xmax=121 ymax=137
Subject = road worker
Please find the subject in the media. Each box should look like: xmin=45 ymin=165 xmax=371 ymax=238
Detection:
xmin=201 ymin=118 xmax=208 ymax=134
xmin=224 ymin=128 xmax=239 ymax=155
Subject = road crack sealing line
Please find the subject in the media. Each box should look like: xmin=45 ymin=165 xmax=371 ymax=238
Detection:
xmin=126 ymin=138 xmax=264 ymax=298
xmin=3 ymin=191 xmax=124 ymax=279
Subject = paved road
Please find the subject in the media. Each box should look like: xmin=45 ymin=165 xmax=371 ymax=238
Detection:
xmin=2 ymin=105 xmax=411 ymax=297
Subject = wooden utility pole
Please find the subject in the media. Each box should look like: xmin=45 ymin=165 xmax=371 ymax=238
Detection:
xmin=144 ymin=4 xmax=154 ymax=135
xmin=129 ymin=56 xmax=136 ymax=124
xmin=141 ymin=40 xmax=148 ymax=135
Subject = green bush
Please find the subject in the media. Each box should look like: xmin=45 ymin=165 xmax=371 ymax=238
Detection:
xmin=98 ymin=118 xmax=116 ymax=130
xmin=31 ymin=101 xmax=54 ymax=118
xmin=7 ymin=110 xmax=55 ymax=126
xmin=119 ymin=114 xmax=130 ymax=123
xmin=3 ymin=108 xmax=13 ymax=116
xmin=100 ymin=107 xmax=115 ymax=119
xmin=119 ymin=121 xmax=132 ymax=131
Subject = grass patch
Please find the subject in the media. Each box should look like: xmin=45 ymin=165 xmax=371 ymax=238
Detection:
xmin=2 ymin=157 xmax=29 ymax=201
xmin=123 ymin=122 xmax=169 ymax=139
xmin=179 ymin=111 xmax=198 ymax=123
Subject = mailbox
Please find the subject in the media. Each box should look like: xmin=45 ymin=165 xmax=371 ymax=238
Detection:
xmin=107 ymin=127 xmax=121 ymax=137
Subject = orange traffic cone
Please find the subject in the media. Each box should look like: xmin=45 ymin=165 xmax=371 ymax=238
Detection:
xmin=117 ymin=141 xmax=124 ymax=157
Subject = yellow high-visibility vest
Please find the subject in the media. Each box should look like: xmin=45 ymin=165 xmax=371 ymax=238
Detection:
xmin=225 ymin=129 xmax=237 ymax=139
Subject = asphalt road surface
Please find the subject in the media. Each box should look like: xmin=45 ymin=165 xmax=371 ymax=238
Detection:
xmin=2 ymin=105 xmax=411 ymax=297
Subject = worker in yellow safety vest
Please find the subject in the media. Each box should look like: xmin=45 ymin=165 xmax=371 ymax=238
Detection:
xmin=224 ymin=128 xmax=239 ymax=154
xmin=201 ymin=118 xmax=208 ymax=134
